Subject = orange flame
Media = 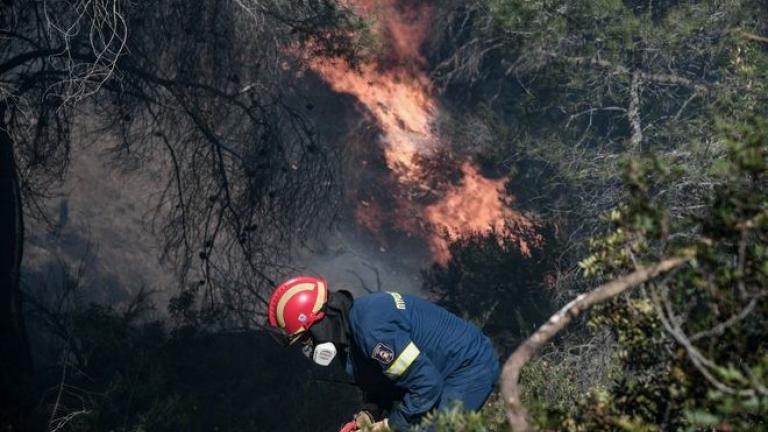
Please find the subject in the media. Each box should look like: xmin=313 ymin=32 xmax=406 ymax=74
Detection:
xmin=305 ymin=0 xmax=534 ymax=264
xmin=307 ymin=60 xmax=438 ymax=182
xmin=424 ymin=163 xmax=533 ymax=263
xmin=341 ymin=0 xmax=432 ymax=64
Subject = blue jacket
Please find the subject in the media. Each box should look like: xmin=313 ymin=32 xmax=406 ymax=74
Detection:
xmin=345 ymin=292 xmax=497 ymax=429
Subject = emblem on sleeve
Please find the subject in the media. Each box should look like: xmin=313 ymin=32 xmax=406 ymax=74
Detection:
xmin=371 ymin=343 xmax=395 ymax=364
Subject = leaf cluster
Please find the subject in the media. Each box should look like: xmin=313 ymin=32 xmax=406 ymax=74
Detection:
xmin=534 ymin=119 xmax=768 ymax=430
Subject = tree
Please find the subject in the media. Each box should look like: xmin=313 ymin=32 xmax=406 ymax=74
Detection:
xmin=423 ymin=225 xmax=556 ymax=352
xmin=502 ymin=119 xmax=768 ymax=430
xmin=1 ymin=0 xmax=360 ymax=426
xmin=0 ymin=95 xmax=33 ymax=425
xmin=420 ymin=3 xmax=768 ymax=429
xmin=93 ymin=0 xmax=362 ymax=323
xmin=1 ymin=0 xmax=128 ymax=422
xmin=432 ymin=0 xmax=768 ymax=265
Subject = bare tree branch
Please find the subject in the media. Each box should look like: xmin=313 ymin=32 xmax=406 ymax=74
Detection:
xmin=536 ymin=51 xmax=710 ymax=93
xmin=628 ymin=71 xmax=642 ymax=150
xmin=689 ymin=295 xmax=762 ymax=342
xmin=741 ymin=31 xmax=768 ymax=44
xmin=648 ymin=283 xmax=763 ymax=398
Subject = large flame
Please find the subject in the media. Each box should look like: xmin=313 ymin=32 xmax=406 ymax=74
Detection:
xmin=308 ymin=60 xmax=438 ymax=182
xmin=305 ymin=0 xmax=533 ymax=264
xmin=424 ymin=163 xmax=532 ymax=263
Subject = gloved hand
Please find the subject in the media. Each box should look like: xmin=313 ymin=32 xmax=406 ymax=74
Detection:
xmin=354 ymin=411 xmax=373 ymax=429
xmin=368 ymin=419 xmax=389 ymax=431
xmin=338 ymin=411 xmax=373 ymax=432
xmin=339 ymin=420 xmax=358 ymax=432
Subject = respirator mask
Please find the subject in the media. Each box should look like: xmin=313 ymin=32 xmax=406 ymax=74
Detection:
xmin=299 ymin=290 xmax=352 ymax=367
xmin=301 ymin=339 xmax=337 ymax=367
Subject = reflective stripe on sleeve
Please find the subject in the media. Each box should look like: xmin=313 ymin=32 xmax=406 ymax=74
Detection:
xmin=384 ymin=342 xmax=420 ymax=379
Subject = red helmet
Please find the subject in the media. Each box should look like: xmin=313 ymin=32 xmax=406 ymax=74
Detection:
xmin=268 ymin=276 xmax=328 ymax=338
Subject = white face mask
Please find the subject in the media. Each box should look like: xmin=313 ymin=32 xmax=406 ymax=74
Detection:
xmin=306 ymin=342 xmax=336 ymax=366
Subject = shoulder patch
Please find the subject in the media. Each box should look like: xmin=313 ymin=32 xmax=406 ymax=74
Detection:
xmin=371 ymin=343 xmax=395 ymax=364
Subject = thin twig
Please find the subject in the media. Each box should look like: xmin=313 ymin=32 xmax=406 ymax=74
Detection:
xmin=628 ymin=71 xmax=642 ymax=150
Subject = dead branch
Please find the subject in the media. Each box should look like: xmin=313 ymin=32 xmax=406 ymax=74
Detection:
xmin=47 ymin=350 xmax=90 ymax=432
xmin=741 ymin=32 xmax=768 ymax=44
xmin=649 ymin=283 xmax=762 ymax=397
xmin=537 ymin=51 xmax=709 ymax=93
xmin=500 ymin=256 xmax=690 ymax=432
xmin=628 ymin=71 xmax=642 ymax=150
xmin=689 ymin=295 xmax=762 ymax=342
xmin=736 ymin=208 xmax=768 ymax=230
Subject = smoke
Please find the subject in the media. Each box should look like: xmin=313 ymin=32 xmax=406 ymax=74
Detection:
xmin=296 ymin=221 xmax=427 ymax=295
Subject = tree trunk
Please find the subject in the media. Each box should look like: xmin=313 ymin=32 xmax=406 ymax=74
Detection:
xmin=0 ymin=102 xmax=34 ymax=425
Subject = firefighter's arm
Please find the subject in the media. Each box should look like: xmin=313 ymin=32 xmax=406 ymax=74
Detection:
xmin=383 ymin=344 xmax=443 ymax=429
xmin=356 ymin=324 xmax=443 ymax=428
xmin=350 ymin=297 xmax=444 ymax=430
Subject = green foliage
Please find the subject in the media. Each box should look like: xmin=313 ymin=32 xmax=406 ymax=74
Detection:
xmin=521 ymin=343 xmax=622 ymax=419
xmin=695 ymin=356 xmax=768 ymax=430
xmin=418 ymin=398 xmax=511 ymax=432
xmin=527 ymin=120 xmax=768 ymax=430
xmin=423 ymin=225 xmax=557 ymax=350
xmin=330 ymin=2 xmax=768 ymax=429
xmin=521 ymin=357 xmax=589 ymax=414
xmin=352 ymin=396 xmax=511 ymax=432
xmin=487 ymin=0 xmax=566 ymax=41
xmin=442 ymin=1 xmax=768 ymax=258
xmin=578 ymin=157 xmax=678 ymax=277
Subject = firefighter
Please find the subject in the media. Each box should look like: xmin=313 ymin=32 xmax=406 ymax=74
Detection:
xmin=267 ymin=276 xmax=500 ymax=431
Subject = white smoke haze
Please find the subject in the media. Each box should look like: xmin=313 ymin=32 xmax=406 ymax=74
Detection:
xmin=295 ymin=220 xmax=428 ymax=296
xmin=22 ymin=122 xmax=177 ymax=310
xmin=20 ymin=0 xmax=532 ymax=316
xmin=21 ymin=116 xmax=426 ymax=314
